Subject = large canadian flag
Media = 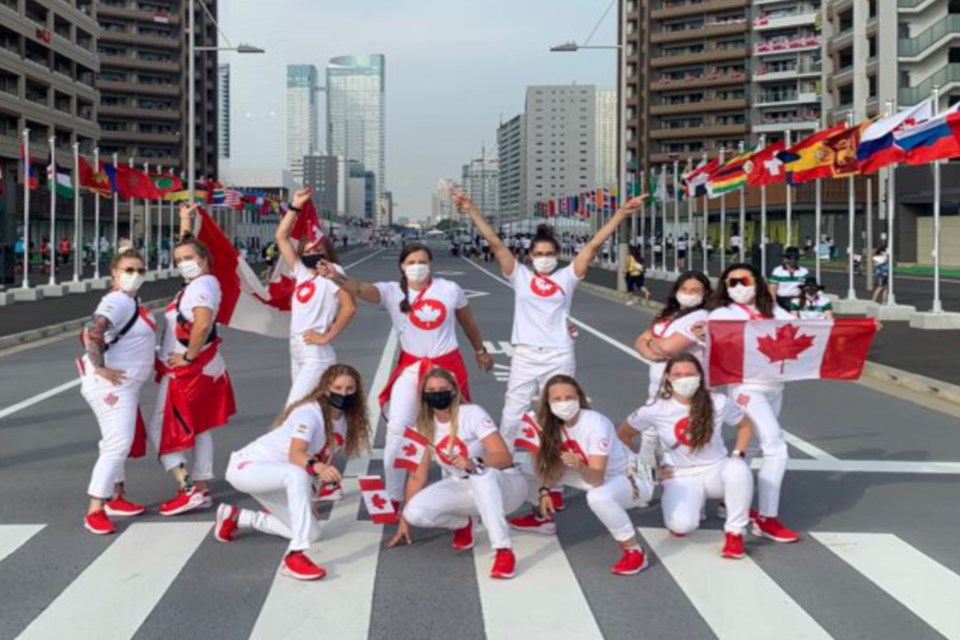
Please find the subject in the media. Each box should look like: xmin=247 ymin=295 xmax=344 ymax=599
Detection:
xmin=394 ymin=427 xmax=432 ymax=471
xmin=707 ymin=319 xmax=877 ymax=386
xmin=514 ymin=411 xmax=543 ymax=453
xmin=358 ymin=476 xmax=398 ymax=525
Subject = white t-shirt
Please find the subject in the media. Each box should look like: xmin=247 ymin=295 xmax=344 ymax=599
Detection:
xmin=507 ymin=263 xmax=580 ymax=349
xmin=769 ymin=265 xmax=810 ymax=298
xmin=562 ymin=409 xmax=629 ymax=479
xmin=161 ymin=274 xmax=221 ymax=360
xmin=430 ymin=404 xmax=499 ymax=477
xmin=240 ymin=402 xmax=346 ymax=464
xmin=375 ymin=278 xmax=467 ymax=358
xmin=626 ymin=393 xmax=744 ymax=469
xmin=90 ymin=291 xmax=156 ymax=383
xmin=647 ymin=309 xmax=708 ymax=394
xmin=291 ymin=261 xmax=342 ymax=336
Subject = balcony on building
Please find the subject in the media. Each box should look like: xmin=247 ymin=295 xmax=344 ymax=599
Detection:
xmin=752 ymin=6 xmax=820 ymax=32
xmin=651 ymin=41 xmax=750 ymax=68
xmin=752 ymin=107 xmax=821 ymax=134
xmin=754 ymin=55 xmax=822 ymax=82
xmin=98 ymin=1 xmax=181 ymax=25
xmin=898 ymin=14 xmax=960 ymax=62
xmin=754 ymin=33 xmax=822 ymax=57
xmin=652 ymin=66 xmax=749 ymax=91
xmin=650 ymin=14 xmax=749 ymax=45
xmin=754 ymin=86 xmax=821 ymax=107
xmin=651 ymin=0 xmax=748 ymax=20
xmin=650 ymin=114 xmax=748 ymax=140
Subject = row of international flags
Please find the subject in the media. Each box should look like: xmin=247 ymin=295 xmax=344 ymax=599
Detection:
xmin=535 ymin=95 xmax=959 ymax=217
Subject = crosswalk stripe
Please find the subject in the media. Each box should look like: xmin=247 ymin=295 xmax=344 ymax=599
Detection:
xmin=812 ymin=532 xmax=960 ymax=639
xmin=0 ymin=525 xmax=44 ymax=565
xmin=249 ymin=480 xmax=382 ymax=639
xmin=473 ymin=529 xmax=604 ymax=640
xmin=17 ymin=522 xmax=210 ymax=640
xmin=638 ymin=527 xmax=832 ymax=640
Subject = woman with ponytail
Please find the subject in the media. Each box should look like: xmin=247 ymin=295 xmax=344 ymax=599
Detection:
xmin=318 ymin=243 xmax=493 ymax=506
xmin=617 ymin=354 xmax=754 ymax=559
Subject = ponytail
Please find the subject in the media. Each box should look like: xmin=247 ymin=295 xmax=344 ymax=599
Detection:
xmin=399 ymin=274 xmax=411 ymax=313
xmin=532 ymin=224 xmax=560 ymax=254
xmin=397 ymin=242 xmax=433 ymax=313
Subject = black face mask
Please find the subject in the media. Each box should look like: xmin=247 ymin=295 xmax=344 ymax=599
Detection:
xmin=327 ymin=392 xmax=357 ymax=411
xmin=302 ymin=254 xmax=325 ymax=269
xmin=423 ymin=390 xmax=454 ymax=410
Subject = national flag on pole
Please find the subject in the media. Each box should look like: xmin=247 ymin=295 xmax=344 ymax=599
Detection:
xmin=358 ymin=476 xmax=398 ymax=525
xmin=683 ymin=158 xmax=719 ymax=197
xmin=649 ymin=169 xmax=666 ymax=206
xmin=394 ymin=427 xmax=432 ymax=471
xmin=264 ymin=199 xmax=325 ymax=312
xmin=149 ymin=173 xmax=184 ymax=198
xmin=706 ymin=319 xmax=877 ymax=386
xmin=895 ymin=103 xmax=960 ymax=165
xmin=513 ymin=411 xmax=543 ymax=453
xmin=46 ymin=159 xmax=74 ymax=199
xmin=78 ymin=157 xmax=112 ymax=198
xmin=224 ymin=189 xmax=243 ymax=207
xmin=745 ymin=142 xmax=786 ymax=187
xmin=103 ymin=164 xmax=162 ymax=199
xmin=777 ymin=123 xmax=847 ymax=185
xmin=20 ymin=141 xmax=37 ymax=190
xmin=857 ymin=98 xmax=934 ymax=173
xmin=707 ymin=145 xmax=757 ymax=197
xmin=824 ymin=119 xmax=870 ymax=178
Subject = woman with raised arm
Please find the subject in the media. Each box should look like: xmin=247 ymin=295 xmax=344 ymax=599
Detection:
xmin=147 ymin=204 xmax=236 ymax=517
xmin=318 ymin=243 xmax=493 ymax=506
xmin=276 ymin=188 xmax=357 ymax=406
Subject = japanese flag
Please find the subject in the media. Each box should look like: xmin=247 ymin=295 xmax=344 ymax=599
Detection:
xmin=514 ymin=411 xmax=543 ymax=453
xmin=707 ymin=319 xmax=877 ymax=386
xmin=394 ymin=427 xmax=431 ymax=471
xmin=358 ymin=476 xmax=398 ymax=525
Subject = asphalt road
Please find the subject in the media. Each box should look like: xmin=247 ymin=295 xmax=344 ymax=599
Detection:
xmin=1 ymin=245 xmax=958 ymax=640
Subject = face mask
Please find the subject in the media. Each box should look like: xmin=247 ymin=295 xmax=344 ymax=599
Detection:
xmin=670 ymin=376 xmax=701 ymax=399
xmin=404 ymin=264 xmax=431 ymax=284
xmin=676 ymin=292 xmax=703 ymax=309
xmin=728 ymin=284 xmax=755 ymax=305
xmin=550 ymin=399 xmax=581 ymax=422
xmin=302 ymin=254 xmax=324 ymax=270
xmin=118 ymin=272 xmax=144 ymax=294
xmin=532 ymin=256 xmax=558 ymax=274
xmin=178 ymin=260 xmax=202 ymax=281
xmin=327 ymin=392 xmax=357 ymax=411
xmin=423 ymin=390 xmax=454 ymax=410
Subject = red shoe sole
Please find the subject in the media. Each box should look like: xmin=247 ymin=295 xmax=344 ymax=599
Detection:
xmin=84 ymin=521 xmax=115 ymax=536
xmin=751 ymin=523 xmax=800 ymax=543
xmin=280 ymin=566 xmax=327 ymax=581
xmin=611 ymin=556 xmax=649 ymax=576
xmin=490 ymin=570 xmax=516 ymax=579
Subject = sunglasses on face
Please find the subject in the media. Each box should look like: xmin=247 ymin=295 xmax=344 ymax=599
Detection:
xmin=726 ymin=276 xmax=754 ymax=287
xmin=121 ymin=267 xmax=147 ymax=275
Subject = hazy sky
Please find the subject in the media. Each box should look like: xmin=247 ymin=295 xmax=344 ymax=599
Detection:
xmin=219 ymin=0 xmax=616 ymax=220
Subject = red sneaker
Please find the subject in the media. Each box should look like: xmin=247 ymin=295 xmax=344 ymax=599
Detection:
xmin=214 ymin=504 xmax=239 ymax=543
xmin=201 ymin=490 xmax=213 ymax=509
xmin=550 ymin=490 xmax=565 ymax=511
xmin=508 ymin=511 xmax=557 ymax=536
xmin=752 ymin=516 xmax=800 ymax=543
xmin=490 ymin=548 xmax=516 ymax=579
xmin=722 ymin=532 xmax=746 ymax=559
xmin=452 ymin=517 xmax=474 ymax=550
xmin=104 ymin=496 xmax=146 ymax=517
xmin=610 ymin=548 xmax=649 ymax=576
xmin=158 ymin=487 xmax=206 ymax=517
xmin=84 ymin=509 xmax=116 ymax=535
xmin=315 ymin=482 xmax=343 ymax=503
xmin=281 ymin=551 xmax=326 ymax=581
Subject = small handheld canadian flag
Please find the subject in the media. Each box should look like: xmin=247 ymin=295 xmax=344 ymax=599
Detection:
xmin=358 ymin=476 xmax=398 ymax=525
xmin=394 ymin=427 xmax=432 ymax=471
xmin=514 ymin=411 xmax=543 ymax=453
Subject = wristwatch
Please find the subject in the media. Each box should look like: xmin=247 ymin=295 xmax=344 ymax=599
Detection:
xmin=289 ymin=204 xmax=302 ymax=213
xmin=731 ymin=449 xmax=746 ymax=459
xmin=476 ymin=347 xmax=487 ymax=355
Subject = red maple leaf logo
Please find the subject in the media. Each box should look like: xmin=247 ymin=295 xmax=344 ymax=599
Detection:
xmin=104 ymin=393 xmax=119 ymax=407
xmin=402 ymin=443 xmax=417 ymax=458
xmin=522 ymin=427 xmax=536 ymax=438
xmin=371 ymin=494 xmax=387 ymax=511
xmin=756 ymin=323 xmax=815 ymax=374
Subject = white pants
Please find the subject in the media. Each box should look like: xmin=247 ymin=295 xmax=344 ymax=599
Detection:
xmin=529 ymin=471 xmax=653 ymax=543
xmin=383 ymin=364 xmax=421 ymax=501
xmin=403 ymin=468 xmax=527 ymax=549
xmin=500 ymin=345 xmax=575 ymax=451
xmin=81 ymin=370 xmax=146 ymax=499
xmin=225 ymin=452 xmax=320 ymax=552
xmin=730 ymin=384 xmax=786 ymax=517
xmin=661 ymin=459 xmax=753 ymax=535
xmin=147 ymin=375 xmax=215 ymax=481
xmin=287 ymin=334 xmax=337 ymax=406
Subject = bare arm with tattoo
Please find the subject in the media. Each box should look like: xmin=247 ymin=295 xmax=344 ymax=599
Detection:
xmin=83 ymin=315 xmax=126 ymax=385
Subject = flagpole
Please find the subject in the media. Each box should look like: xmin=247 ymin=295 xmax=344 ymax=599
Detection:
xmin=687 ymin=157 xmax=694 ymax=269
xmin=815 ymin=178 xmax=822 ymax=283
xmin=21 ymin=128 xmax=30 ymax=289
xmin=143 ymin=162 xmax=151 ymax=271
xmin=639 ymin=169 xmax=646 ymax=265
xmin=886 ymin=98 xmax=898 ymax=306
xmin=932 ymin=86 xmax=942 ymax=313
xmin=738 ymin=141 xmax=746 ymax=263
xmin=845 ymin=113 xmax=857 ymax=300
xmin=156 ymin=165 xmax=163 ymax=276
xmin=112 ymin=153 xmax=119 ymax=257
xmin=702 ymin=152 xmax=709 ymax=275
xmin=72 ymin=142 xmax=80 ymax=283
xmin=760 ymin=134 xmax=768 ymax=276
xmin=866 ymin=176 xmax=874 ymax=291
xmin=785 ymin=129 xmax=793 ymax=247
xmin=719 ymin=146 xmax=726 ymax=273
xmin=93 ymin=148 xmax=101 ymax=280
xmin=48 ymin=135 xmax=56 ymax=286
xmin=660 ymin=165 xmax=668 ymax=271
xmin=672 ymin=159 xmax=679 ymax=274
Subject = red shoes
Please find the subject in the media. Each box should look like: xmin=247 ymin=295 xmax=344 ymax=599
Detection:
xmin=84 ymin=509 xmax=116 ymax=535
xmin=610 ymin=548 xmax=648 ymax=576
xmin=452 ymin=518 xmax=474 ymax=550
xmin=281 ymin=551 xmax=326 ymax=581
xmin=490 ymin=548 xmax=516 ymax=579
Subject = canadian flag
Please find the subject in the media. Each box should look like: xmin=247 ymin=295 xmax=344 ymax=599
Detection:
xmin=514 ymin=411 xmax=543 ymax=453
xmin=393 ymin=427 xmax=432 ymax=471
xmin=707 ymin=319 xmax=877 ymax=386
xmin=264 ymin=199 xmax=325 ymax=313
xmin=358 ymin=476 xmax=398 ymax=525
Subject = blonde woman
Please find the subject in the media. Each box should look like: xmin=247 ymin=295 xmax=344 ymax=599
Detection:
xmin=387 ymin=368 xmax=525 ymax=580
xmin=217 ymin=364 xmax=371 ymax=581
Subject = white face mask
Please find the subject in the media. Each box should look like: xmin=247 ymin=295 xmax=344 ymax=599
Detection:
xmin=676 ymin=292 xmax=703 ymax=309
xmin=532 ymin=256 xmax=558 ymax=274
xmin=404 ymin=263 xmax=431 ymax=284
xmin=670 ymin=375 xmax=701 ymax=399
xmin=118 ymin=272 xmax=144 ymax=294
xmin=550 ymin=399 xmax=581 ymax=422
xmin=178 ymin=260 xmax=203 ymax=281
xmin=728 ymin=284 xmax=755 ymax=305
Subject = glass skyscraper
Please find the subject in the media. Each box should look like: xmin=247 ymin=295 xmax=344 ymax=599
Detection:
xmin=286 ymin=64 xmax=319 ymax=185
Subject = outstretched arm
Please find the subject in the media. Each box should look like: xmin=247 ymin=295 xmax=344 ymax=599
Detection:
xmin=276 ymin=188 xmax=312 ymax=270
xmin=572 ymin=195 xmax=647 ymax=278
xmin=321 ymin=260 xmax=381 ymax=305
xmin=453 ymin=191 xmax=516 ymax=276
xmin=179 ymin=204 xmax=199 ymax=240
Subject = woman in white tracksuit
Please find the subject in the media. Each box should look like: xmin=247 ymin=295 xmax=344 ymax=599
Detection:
xmin=706 ymin=262 xmax=799 ymax=543
xmin=217 ymin=364 xmax=372 ymax=581
xmin=618 ymin=354 xmax=754 ymax=559
xmin=387 ymin=368 xmax=525 ymax=579
xmin=276 ymin=188 xmax=357 ymax=406
xmin=79 ymin=249 xmax=155 ymax=535
xmin=508 ymin=374 xmax=655 ymax=576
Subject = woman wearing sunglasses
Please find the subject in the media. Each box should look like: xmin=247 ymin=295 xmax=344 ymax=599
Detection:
xmin=707 ymin=263 xmax=798 ymax=543
xmin=79 ymin=249 xmax=156 ymax=534
xmin=276 ymin=188 xmax=357 ymax=407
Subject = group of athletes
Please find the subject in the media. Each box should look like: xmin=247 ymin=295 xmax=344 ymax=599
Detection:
xmin=78 ymin=185 xmax=830 ymax=582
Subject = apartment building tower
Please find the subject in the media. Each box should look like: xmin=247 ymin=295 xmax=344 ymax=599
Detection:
xmin=496 ymin=114 xmax=524 ymax=222
xmin=286 ymin=64 xmax=319 ymax=186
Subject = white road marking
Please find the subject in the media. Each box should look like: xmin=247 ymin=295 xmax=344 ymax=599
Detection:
xmin=473 ymin=529 xmax=604 ymax=640
xmin=0 ymin=525 xmax=44 ymax=564
xmin=0 ymin=380 xmax=81 ymax=422
xmin=812 ymin=532 xmax=960 ymax=639
xmin=344 ymin=328 xmax=397 ymax=478
xmin=464 ymin=289 xmax=491 ymax=299
xmin=17 ymin=522 xmax=210 ymax=640
xmin=343 ymin=249 xmax=386 ymax=270
xmin=639 ymin=527 xmax=832 ymax=640
xmin=482 ymin=340 xmax=514 ymax=357
xmin=780 ymin=430 xmax=838 ymax=461
xmin=756 ymin=459 xmax=960 ymax=474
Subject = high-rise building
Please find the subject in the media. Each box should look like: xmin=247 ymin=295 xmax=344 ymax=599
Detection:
xmin=524 ymin=85 xmax=596 ymax=220
xmin=326 ymin=54 xmax=385 ymax=209
xmin=302 ymin=155 xmax=340 ymax=219
xmin=286 ymin=64 xmax=319 ymax=185
xmin=496 ymin=114 xmax=525 ymax=223
xmin=431 ymin=180 xmax=459 ymax=224
xmin=379 ymin=191 xmax=393 ymax=228
xmin=595 ymin=89 xmax=618 ymax=189
xmin=461 ymin=158 xmax=500 ymax=222
xmin=218 ymin=63 xmax=230 ymax=159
